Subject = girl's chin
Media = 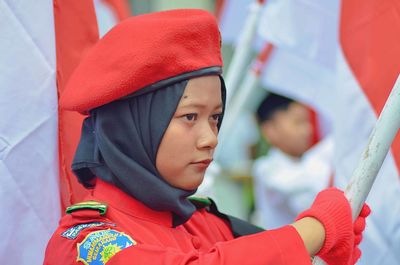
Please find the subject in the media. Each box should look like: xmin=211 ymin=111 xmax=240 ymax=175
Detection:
xmin=178 ymin=177 xmax=204 ymax=191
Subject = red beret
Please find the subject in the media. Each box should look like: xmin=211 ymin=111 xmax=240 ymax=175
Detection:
xmin=60 ymin=9 xmax=223 ymax=113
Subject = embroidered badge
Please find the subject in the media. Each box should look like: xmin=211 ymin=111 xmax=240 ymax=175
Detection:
xmin=61 ymin=222 xmax=116 ymax=240
xmin=77 ymin=229 xmax=136 ymax=265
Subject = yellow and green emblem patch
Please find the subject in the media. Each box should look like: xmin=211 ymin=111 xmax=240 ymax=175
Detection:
xmin=77 ymin=229 xmax=135 ymax=265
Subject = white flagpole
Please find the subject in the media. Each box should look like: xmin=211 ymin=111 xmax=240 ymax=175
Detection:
xmin=224 ymin=0 xmax=266 ymax=106
xmin=216 ymin=43 xmax=273 ymax=160
xmin=313 ymin=74 xmax=400 ymax=264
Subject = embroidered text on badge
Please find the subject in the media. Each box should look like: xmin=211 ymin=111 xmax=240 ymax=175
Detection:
xmin=62 ymin=222 xmax=116 ymax=239
xmin=77 ymin=229 xmax=136 ymax=265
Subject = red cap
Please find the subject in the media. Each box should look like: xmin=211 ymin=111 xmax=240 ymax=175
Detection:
xmin=60 ymin=9 xmax=223 ymax=113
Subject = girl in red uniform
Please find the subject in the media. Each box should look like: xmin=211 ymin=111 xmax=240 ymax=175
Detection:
xmin=44 ymin=9 xmax=369 ymax=265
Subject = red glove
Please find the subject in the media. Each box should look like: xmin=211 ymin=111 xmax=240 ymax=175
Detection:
xmin=296 ymin=188 xmax=371 ymax=265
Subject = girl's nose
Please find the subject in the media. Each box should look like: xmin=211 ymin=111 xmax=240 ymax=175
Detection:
xmin=197 ymin=124 xmax=218 ymax=150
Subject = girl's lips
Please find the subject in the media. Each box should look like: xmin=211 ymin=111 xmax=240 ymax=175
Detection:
xmin=192 ymin=159 xmax=212 ymax=165
xmin=190 ymin=159 xmax=213 ymax=170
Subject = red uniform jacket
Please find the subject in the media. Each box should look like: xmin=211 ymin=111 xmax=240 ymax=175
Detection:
xmin=43 ymin=180 xmax=311 ymax=265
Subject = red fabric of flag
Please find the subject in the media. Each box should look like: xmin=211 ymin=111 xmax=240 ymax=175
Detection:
xmin=340 ymin=0 xmax=400 ymax=172
xmin=53 ymin=0 xmax=99 ymax=210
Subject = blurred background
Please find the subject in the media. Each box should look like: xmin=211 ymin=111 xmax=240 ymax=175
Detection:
xmin=1 ymin=0 xmax=399 ymax=264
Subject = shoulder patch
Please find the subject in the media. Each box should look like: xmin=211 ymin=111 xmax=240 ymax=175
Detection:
xmin=66 ymin=201 xmax=107 ymax=215
xmin=77 ymin=229 xmax=136 ymax=265
xmin=61 ymin=222 xmax=116 ymax=240
xmin=189 ymin=196 xmax=212 ymax=209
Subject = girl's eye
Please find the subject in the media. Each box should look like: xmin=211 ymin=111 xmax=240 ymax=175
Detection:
xmin=211 ymin=114 xmax=222 ymax=122
xmin=184 ymin=113 xmax=197 ymax=121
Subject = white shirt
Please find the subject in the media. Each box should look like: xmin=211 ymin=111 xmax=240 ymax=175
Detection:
xmin=252 ymin=137 xmax=334 ymax=229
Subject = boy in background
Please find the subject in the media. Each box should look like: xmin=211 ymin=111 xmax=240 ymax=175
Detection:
xmin=252 ymin=93 xmax=334 ymax=229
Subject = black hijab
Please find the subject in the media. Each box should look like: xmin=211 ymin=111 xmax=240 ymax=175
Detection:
xmin=72 ymin=72 xmax=226 ymax=226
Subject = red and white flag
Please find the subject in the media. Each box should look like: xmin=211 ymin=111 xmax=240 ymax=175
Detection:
xmin=0 ymin=0 xmax=119 ymax=263
xmin=335 ymin=1 xmax=400 ymax=263
xmin=0 ymin=1 xmax=132 ymax=262
xmin=257 ymin=0 xmax=400 ymax=263
xmin=220 ymin=0 xmax=400 ymax=263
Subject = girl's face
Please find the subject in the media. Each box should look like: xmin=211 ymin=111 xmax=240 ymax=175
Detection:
xmin=156 ymin=76 xmax=223 ymax=190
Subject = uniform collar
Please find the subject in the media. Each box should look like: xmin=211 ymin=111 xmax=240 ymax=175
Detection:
xmin=270 ymin=148 xmax=301 ymax=163
xmin=90 ymin=179 xmax=173 ymax=227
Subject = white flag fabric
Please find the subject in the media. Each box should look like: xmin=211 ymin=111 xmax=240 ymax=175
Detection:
xmin=257 ymin=0 xmax=338 ymax=136
xmin=219 ymin=0 xmax=255 ymax=44
xmin=93 ymin=0 xmax=119 ymax=37
xmin=0 ymin=1 xmax=60 ymax=264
